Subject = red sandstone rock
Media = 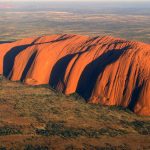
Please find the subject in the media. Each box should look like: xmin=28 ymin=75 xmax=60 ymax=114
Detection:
xmin=0 ymin=34 xmax=150 ymax=116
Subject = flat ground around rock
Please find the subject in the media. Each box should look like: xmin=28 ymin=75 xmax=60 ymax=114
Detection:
xmin=0 ymin=75 xmax=150 ymax=150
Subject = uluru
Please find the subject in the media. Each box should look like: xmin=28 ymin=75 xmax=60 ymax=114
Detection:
xmin=0 ymin=34 xmax=150 ymax=116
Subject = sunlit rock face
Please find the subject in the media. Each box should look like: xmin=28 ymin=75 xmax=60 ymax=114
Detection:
xmin=0 ymin=34 xmax=150 ymax=116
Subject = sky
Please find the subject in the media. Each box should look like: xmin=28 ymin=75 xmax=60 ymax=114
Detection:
xmin=0 ymin=0 xmax=149 ymax=1
xmin=0 ymin=0 xmax=149 ymax=3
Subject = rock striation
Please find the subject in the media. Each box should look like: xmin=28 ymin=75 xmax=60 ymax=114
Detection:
xmin=0 ymin=34 xmax=150 ymax=116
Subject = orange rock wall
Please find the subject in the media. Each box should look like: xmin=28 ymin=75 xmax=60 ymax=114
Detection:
xmin=0 ymin=34 xmax=150 ymax=116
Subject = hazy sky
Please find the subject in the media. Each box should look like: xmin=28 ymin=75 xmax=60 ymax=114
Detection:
xmin=0 ymin=0 xmax=149 ymax=1
xmin=0 ymin=0 xmax=149 ymax=3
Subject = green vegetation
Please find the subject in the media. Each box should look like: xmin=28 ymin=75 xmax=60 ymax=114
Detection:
xmin=0 ymin=76 xmax=3 ymax=81
xmin=131 ymin=120 xmax=150 ymax=135
xmin=120 ymin=120 xmax=150 ymax=135
xmin=24 ymin=145 xmax=48 ymax=150
xmin=0 ymin=76 xmax=150 ymax=149
xmin=82 ymin=143 xmax=131 ymax=150
xmin=109 ymin=106 xmax=133 ymax=114
xmin=0 ymin=147 xmax=6 ymax=150
xmin=36 ymin=120 xmax=127 ymax=138
xmin=0 ymin=126 xmax=22 ymax=136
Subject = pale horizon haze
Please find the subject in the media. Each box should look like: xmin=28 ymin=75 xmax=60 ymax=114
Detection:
xmin=0 ymin=0 xmax=149 ymax=1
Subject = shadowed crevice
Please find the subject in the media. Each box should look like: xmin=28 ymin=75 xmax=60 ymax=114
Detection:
xmin=3 ymin=44 xmax=33 ymax=78
xmin=76 ymin=46 xmax=130 ymax=100
xmin=3 ymin=38 xmax=40 ymax=78
xmin=20 ymin=51 xmax=37 ymax=82
xmin=49 ymin=44 xmax=130 ymax=102
xmin=3 ymin=35 xmax=79 ymax=79
xmin=49 ymin=54 xmax=76 ymax=90
xmin=49 ymin=43 xmax=97 ymax=91
xmin=0 ymin=41 xmax=14 ymax=44
xmin=128 ymin=78 xmax=143 ymax=111
xmin=51 ymin=34 xmax=75 ymax=43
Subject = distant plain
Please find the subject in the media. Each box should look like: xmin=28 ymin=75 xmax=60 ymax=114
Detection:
xmin=0 ymin=1 xmax=150 ymax=43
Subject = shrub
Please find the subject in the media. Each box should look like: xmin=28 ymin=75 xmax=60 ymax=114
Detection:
xmin=0 ymin=126 xmax=22 ymax=136
xmin=24 ymin=145 xmax=49 ymax=150
xmin=36 ymin=121 xmax=127 ymax=138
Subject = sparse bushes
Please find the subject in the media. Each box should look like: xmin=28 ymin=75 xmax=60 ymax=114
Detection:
xmin=0 ymin=73 xmax=150 ymax=149
xmin=0 ymin=126 xmax=22 ymax=136
xmin=82 ymin=143 xmax=131 ymax=150
xmin=0 ymin=147 xmax=6 ymax=150
xmin=0 ymin=99 xmax=6 ymax=104
xmin=24 ymin=145 xmax=49 ymax=150
xmin=120 ymin=120 xmax=150 ymax=135
xmin=36 ymin=121 xmax=127 ymax=138
xmin=68 ymin=93 xmax=84 ymax=101
xmin=131 ymin=120 xmax=150 ymax=135
xmin=109 ymin=106 xmax=132 ymax=114
xmin=65 ymin=144 xmax=75 ymax=150
xmin=0 ymin=75 xmax=3 ymax=81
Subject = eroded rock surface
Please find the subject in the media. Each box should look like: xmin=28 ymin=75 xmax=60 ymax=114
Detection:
xmin=0 ymin=34 xmax=150 ymax=116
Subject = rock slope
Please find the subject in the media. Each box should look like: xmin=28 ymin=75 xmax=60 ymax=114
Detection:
xmin=0 ymin=34 xmax=150 ymax=116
